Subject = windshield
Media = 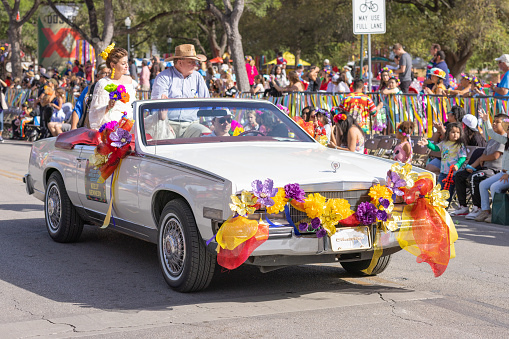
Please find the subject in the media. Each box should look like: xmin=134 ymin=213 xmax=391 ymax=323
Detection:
xmin=138 ymin=100 xmax=314 ymax=145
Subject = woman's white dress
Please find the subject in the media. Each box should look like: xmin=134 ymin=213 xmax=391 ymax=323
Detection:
xmin=88 ymin=77 xmax=138 ymax=130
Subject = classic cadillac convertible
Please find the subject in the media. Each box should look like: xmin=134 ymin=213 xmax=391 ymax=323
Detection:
xmin=24 ymin=99 xmax=439 ymax=292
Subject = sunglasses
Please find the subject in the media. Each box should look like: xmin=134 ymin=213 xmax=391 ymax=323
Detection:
xmin=217 ymin=116 xmax=232 ymax=124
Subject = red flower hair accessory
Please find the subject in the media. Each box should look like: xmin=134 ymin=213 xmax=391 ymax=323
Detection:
xmin=333 ymin=113 xmax=347 ymax=123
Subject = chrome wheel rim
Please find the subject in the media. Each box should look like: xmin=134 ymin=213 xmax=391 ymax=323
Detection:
xmin=47 ymin=183 xmax=61 ymax=232
xmin=162 ymin=216 xmax=185 ymax=277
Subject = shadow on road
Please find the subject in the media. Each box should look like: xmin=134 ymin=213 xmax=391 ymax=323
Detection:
xmin=454 ymin=219 xmax=509 ymax=248
xmin=0 ymin=218 xmax=415 ymax=313
xmin=0 ymin=204 xmax=43 ymax=212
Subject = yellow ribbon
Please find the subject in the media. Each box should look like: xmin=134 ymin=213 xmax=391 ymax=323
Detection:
xmin=101 ymin=159 xmax=122 ymax=229
xmin=362 ymin=228 xmax=383 ymax=275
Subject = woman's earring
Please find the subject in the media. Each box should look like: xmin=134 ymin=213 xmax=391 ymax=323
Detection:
xmin=110 ymin=68 xmax=115 ymax=79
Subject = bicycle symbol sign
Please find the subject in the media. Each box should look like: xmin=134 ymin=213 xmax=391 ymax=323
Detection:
xmin=352 ymin=0 xmax=385 ymax=34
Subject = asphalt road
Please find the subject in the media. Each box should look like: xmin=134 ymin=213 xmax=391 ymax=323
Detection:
xmin=0 ymin=139 xmax=508 ymax=338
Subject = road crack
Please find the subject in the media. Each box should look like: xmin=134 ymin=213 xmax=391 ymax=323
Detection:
xmin=378 ymin=292 xmax=432 ymax=326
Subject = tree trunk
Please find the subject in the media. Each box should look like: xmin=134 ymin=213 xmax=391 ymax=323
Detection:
xmin=227 ymin=27 xmax=249 ymax=92
xmin=8 ymin=23 xmax=22 ymax=79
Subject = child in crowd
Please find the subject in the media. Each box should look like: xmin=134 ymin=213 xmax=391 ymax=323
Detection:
xmin=474 ymin=109 xmax=509 ymax=222
xmin=393 ymin=121 xmax=414 ymax=163
xmin=419 ymin=122 xmax=467 ymax=200
xmin=451 ymin=113 xmax=506 ymax=219
xmin=11 ymin=102 xmax=32 ymax=140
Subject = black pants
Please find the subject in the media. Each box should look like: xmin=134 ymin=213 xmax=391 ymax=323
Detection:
xmin=455 ymin=168 xmax=496 ymax=207
xmin=400 ymin=80 xmax=412 ymax=93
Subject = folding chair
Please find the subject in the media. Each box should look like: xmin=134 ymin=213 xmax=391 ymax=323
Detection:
xmin=376 ymin=138 xmax=395 ymax=158
xmin=364 ymin=138 xmax=380 ymax=156
xmin=412 ymin=144 xmax=430 ymax=168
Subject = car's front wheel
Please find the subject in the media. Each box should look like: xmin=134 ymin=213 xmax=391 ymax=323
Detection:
xmin=340 ymin=254 xmax=391 ymax=276
xmin=44 ymin=172 xmax=84 ymax=243
xmin=157 ymin=199 xmax=215 ymax=292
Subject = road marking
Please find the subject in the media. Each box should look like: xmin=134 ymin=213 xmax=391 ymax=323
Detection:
xmin=0 ymin=169 xmax=23 ymax=182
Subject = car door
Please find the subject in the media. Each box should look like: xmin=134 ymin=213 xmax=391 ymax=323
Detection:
xmin=75 ymin=144 xmax=141 ymax=224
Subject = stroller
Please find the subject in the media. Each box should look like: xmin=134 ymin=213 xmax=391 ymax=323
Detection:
xmin=26 ymin=104 xmax=52 ymax=141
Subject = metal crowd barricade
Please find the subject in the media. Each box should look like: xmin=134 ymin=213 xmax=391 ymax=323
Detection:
xmin=237 ymin=91 xmax=509 ymax=137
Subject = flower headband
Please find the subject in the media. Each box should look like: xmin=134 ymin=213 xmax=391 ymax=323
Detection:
xmin=333 ymin=113 xmax=347 ymax=123
xmin=99 ymin=43 xmax=115 ymax=61
xmin=398 ymin=128 xmax=410 ymax=137
xmin=389 ymin=75 xmax=400 ymax=85
xmin=379 ymin=66 xmax=393 ymax=76
xmin=315 ymin=108 xmax=331 ymax=123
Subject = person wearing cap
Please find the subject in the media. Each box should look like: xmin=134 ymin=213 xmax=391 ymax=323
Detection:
xmin=151 ymin=44 xmax=209 ymax=100
xmin=343 ymin=66 xmax=353 ymax=85
xmin=323 ymin=59 xmax=331 ymax=72
xmin=492 ymin=54 xmax=509 ymax=99
xmin=463 ymin=114 xmax=486 ymax=147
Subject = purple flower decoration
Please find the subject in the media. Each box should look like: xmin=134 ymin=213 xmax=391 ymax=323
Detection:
xmin=376 ymin=210 xmax=388 ymax=222
xmin=116 ymin=85 xmax=126 ymax=93
xmin=316 ymin=228 xmax=327 ymax=238
xmin=284 ymin=183 xmax=306 ymax=202
xmin=251 ymin=179 xmax=278 ymax=207
xmin=379 ymin=197 xmax=390 ymax=209
xmin=109 ymin=128 xmax=131 ymax=148
xmin=109 ymin=90 xmax=120 ymax=101
xmin=355 ymin=202 xmax=377 ymax=225
xmin=298 ymin=223 xmax=309 ymax=232
xmin=311 ymin=217 xmax=321 ymax=230
xmin=99 ymin=120 xmax=118 ymax=133
xmin=386 ymin=170 xmax=406 ymax=196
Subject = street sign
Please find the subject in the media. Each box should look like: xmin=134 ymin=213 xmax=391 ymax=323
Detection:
xmin=352 ymin=0 xmax=386 ymax=35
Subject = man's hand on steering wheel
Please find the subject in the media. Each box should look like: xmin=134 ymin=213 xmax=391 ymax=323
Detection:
xmin=237 ymin=130 xmax=265 ymax=137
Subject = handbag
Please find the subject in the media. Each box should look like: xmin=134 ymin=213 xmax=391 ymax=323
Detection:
xmin=491 ymin=192 xmax=509 ymax=226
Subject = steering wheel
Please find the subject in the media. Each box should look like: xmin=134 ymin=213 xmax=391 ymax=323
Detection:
xmin=238 ymin=130 xmax=265 ymax=137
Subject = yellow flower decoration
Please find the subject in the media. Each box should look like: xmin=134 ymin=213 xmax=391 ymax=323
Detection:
xmin=99 ymin=42 xmax=115 ymax=60
xmin=229 ymin=191 xmax=258 ymax=216
xmin=369 ymin=184 xmax=393 ymax=205
xmin=232 ymin=126 xmax=244 ymax=136
xmin=318 ymin=135 xmax=328 ymax=146
xmin=383 ymin=212 xmax=402 ymax=231
xmin=391 ymin=163 xmax=418 ymax=188
xmin=303 ymin=193 xmax=327 ymax=219
xmin=429 ymin=184 xmax=450 ymax=209
xmin=320 ymin=198 xmax=354 ymax=236
xmin=89 ymin=149 xmax=108 ymax=168
xmin=267 ymin=188 xmax=288 ymax=214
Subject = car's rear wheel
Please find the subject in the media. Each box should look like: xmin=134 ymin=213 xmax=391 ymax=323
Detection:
xmin=340 ymin=254 xmax=392 ymax=276
xmin=44 ymin=172 xmax=84 ymax=243
xmin=157 ymin=199 xmax=215 ymax=292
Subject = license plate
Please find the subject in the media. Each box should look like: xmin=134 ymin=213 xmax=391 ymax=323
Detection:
xmin=330 ymin=226 xmax=371 ymax=252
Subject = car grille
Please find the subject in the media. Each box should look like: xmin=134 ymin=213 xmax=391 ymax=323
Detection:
xmin=289 ymin=190 xmax=371 ymax=231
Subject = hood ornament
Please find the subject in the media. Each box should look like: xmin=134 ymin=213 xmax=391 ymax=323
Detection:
xmin=331 ymin=161 xmax=340 ymax=173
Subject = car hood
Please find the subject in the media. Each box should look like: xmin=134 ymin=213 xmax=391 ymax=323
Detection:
xmin=153 ymin=142 xmax=398 ymax=192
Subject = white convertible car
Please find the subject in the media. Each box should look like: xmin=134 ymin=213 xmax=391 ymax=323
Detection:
xmin=24 ymin=99 xmax=428 ymax=292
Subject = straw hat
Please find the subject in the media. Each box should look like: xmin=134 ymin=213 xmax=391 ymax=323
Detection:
xmin=165 ymin=44 xmax=206 ymax=62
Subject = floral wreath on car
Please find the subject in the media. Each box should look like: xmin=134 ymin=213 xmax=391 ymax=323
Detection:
xmin=212 ymin=163 xmax=458 ymax=277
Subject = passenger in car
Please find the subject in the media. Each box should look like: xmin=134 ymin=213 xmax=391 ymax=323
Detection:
xmin=202 ymin=115 xmax=232 ymax=137
xmin=244 ymin=110 xmax=266 ymax=134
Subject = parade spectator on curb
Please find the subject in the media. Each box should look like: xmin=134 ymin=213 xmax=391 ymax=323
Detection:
xmin=475 ymin=109 xmax=509 ymax=222
xmin=448 ymin=73 xmax=473 ymax=97
xmin=343 ymin=66 xmax=353 ymax=85
xmin=85 ymin=61 xmax=93 ymax=83
xmin=393 ymin=121 xmax=414 ymax=163
xmin=273 ymin=65 xmax=288 ymax=88
xmin=305 ymin=65 xmax=321 ymax=92
xmin=140 ymin=60 xmax=150 ymax=91
xmin=224 ymin=79 xmax=238 ymax=97
xmin=451 ymin=112 xmax=506 ymax=219
xmin=329 ymin=111 xmax=365 ymax=153
xmin=392 ymin=43 xmax=413 ymax=93
xmin=339 ymin=79 xmax=378 ymax=130
xmin=276 ymin=51 xmax=287 ymax=66
xmin=271 ymin=71 xmax=305 ymax=92
xmin=245 ymin=56 xmax=258 ymax=86
xmin=295 ymin=64 xmax=305 ymax=80
xmin=129 ymin=59 xmax=138 ymax=82
xmin=151 ymin=44 xmax=209 ymax=100
xmin=0 ymin=77 xmax=7 ymax=142
xmin=462 ymin=114 xmax=486 ymax=147
xmin=419 ymin=122 xmax=467 ymax=203
xmin=323 ymin=59 xmax=331 ymax=72
xmin=251 ymin=75 xmax=265 ymax=94
xmin=150 ymin=55 xmax=161 ymax=90
xmin=319 ymin=70 xmax=331 ymax=91
xmin=380 ymin=76 xmax=402 ymax=95
xmin=492 ymin=54 xmax=509 ymax=99
xmin=424 ymin=68 xmax=447 ymax=95
xmin=378 ymin=67 xmax=392 ymax=92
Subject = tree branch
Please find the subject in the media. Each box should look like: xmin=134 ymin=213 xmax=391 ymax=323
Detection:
xmin=115 ymin=10 xmax=204 ymax=36
xmin=47 ymin=0 xmax=92 ymax=42
xmin=206 ymin=0 xmax=226 ymax=22
xmin=18 ymin=0 xmax=41 ymax=26
xmin=84 ymin=0 xmax=99 ymax=38
xmin=0 ymin=0 xmax=12 ymax=15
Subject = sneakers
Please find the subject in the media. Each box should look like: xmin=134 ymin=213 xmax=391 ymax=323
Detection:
xmin=465 ymin=206 xmax=481 ymax=220
xmin=485 ymin=215 xmax=492 ymax=223
xmin=474 ymin=210 xmax=491 ymax=222
xmin=450 ymin=205 xmax=469 ymax=216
